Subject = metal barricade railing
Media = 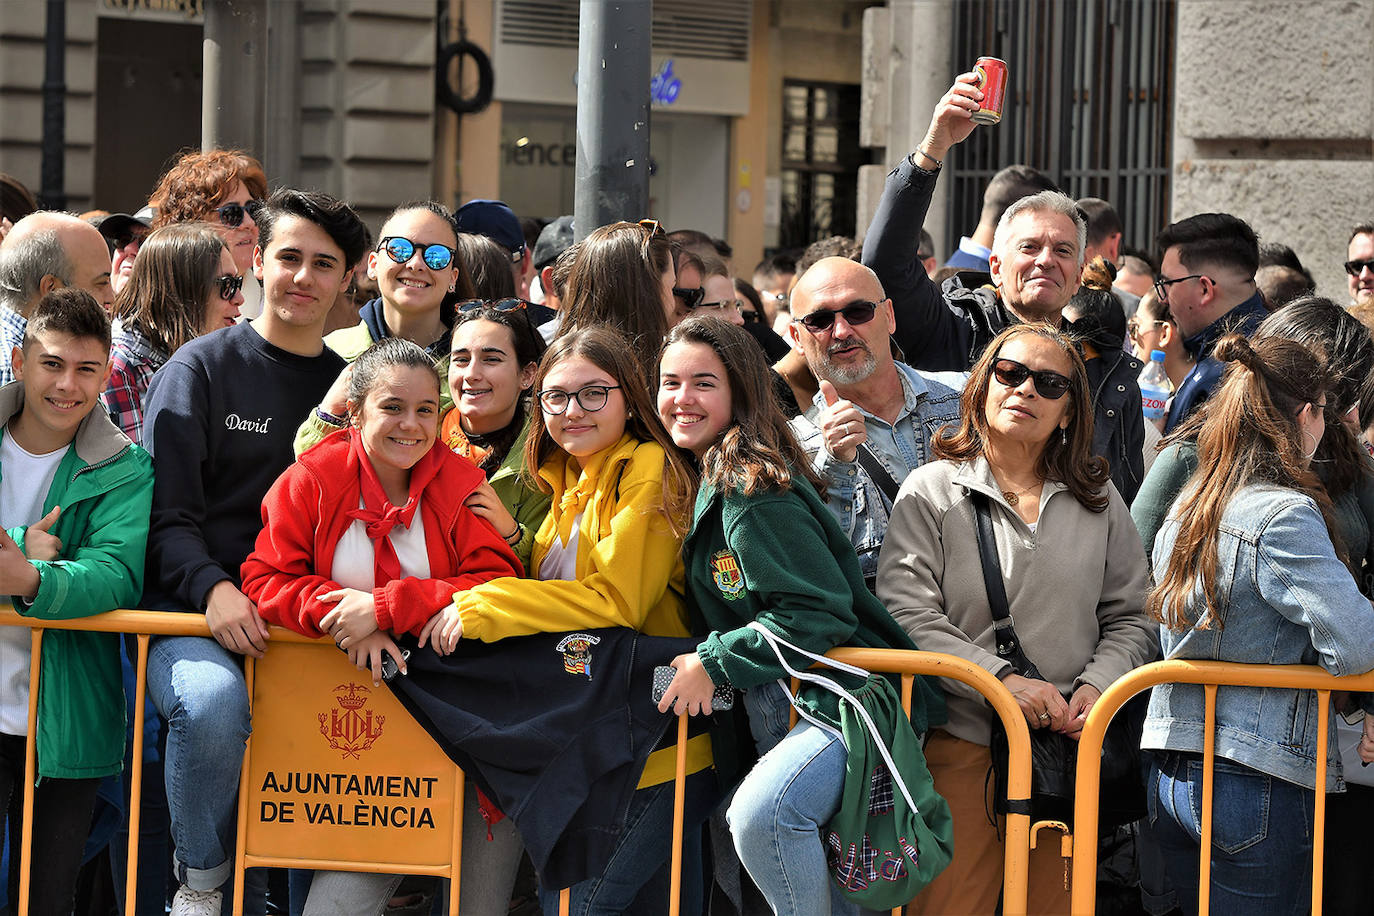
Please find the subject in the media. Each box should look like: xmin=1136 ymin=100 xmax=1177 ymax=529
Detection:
xmin=1 ymin=609 xmax=1038 ymax=915
xmin=1069 ymin=659 xmax=1374 ymax=916
xmin=820 ymin=648 xmax=1037 ymax=916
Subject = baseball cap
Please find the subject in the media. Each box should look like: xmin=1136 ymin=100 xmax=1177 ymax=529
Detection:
xmin=532 ymin=215 xmax=576 ymax=270
xmin=456 ymin=199 xmax=525 ymax=260
xmin=95 ymin=205 xmax=155 ymax=243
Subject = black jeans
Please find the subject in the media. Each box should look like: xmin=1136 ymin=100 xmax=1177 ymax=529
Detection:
xmin=1 ymin=732 xmax=100 ymax=916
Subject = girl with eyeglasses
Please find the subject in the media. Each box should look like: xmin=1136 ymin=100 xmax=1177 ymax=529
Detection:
xmin=422 ymin=327 xmax=716 ymax=916
xmin=295 ymin=201 xmax=478 ymax=455
xmin=101 ymin=223 xmax=245 ymax=442
xmin=149 ymin=148 xmax=267 ymax=318
xmin=879 ymin=323 xmax=1155 ymax=914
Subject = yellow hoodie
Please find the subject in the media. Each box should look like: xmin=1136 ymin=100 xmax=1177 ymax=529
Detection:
xmin=452 ymin=433 xmax=707 ymax=786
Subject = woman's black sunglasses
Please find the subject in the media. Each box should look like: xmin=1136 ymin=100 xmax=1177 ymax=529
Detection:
xmin=379 ymin=236 xmax=457 ymax=271
xmin=992 ymin=358 xmax=1072 ymax=400
xmin=673 ymin=286 xmax=705 ymax=309
xmin=215 ymin=201 xmax=259 ymax=228
xmin=216 ymin=274 xmax=244 ymax=301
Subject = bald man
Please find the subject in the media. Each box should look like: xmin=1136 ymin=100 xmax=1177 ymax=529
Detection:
xmin=0 ymin=212 xmax=113 ymax=385
xmin=785 ymin=257 xmax=963 ymax=584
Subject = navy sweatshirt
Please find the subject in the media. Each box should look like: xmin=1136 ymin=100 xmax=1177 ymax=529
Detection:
xmin=142 ymin=321 xmax=345 ymax=612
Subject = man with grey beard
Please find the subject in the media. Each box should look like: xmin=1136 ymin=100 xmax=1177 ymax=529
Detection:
xmin=787 ymin=256 xmax=963 ymax=584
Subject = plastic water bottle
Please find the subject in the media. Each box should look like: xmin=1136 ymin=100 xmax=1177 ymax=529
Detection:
xmin=1139 ymin=350 xmax=1170 ymax=428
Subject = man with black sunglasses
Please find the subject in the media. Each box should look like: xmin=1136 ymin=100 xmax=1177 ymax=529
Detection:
xmin=1153 ymin=212 xmax=1264 ymax=433
xmin=785 ymin=257 xmax=962 ymax=586
xmin=859 ymin=71 xmax=1148 ymax=502
xmin=1346 ymin=222 xmax=1374 ymax=309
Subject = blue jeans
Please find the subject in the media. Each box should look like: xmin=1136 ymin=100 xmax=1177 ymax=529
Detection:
xmin=728 ymin=682 xmax=856 ymax=916
xmin=146 ymin=635 xmax=251 ymax=893
xmin=539 ymin=768 xmax=717 ymax=916
xmin=1144 ymin=750 xmax=1313 ymax=916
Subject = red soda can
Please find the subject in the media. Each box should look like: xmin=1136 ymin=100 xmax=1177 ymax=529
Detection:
xmin=972 ymin=57 xmax=1008 ymax=125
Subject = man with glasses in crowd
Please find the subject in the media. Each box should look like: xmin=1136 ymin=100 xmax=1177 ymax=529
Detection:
xmin=786 ymin=256 xmax=962 ymax=585
xmin=1346 ymin=222 xmax=1374 ymax=309
xmin=1152 ymin=212 xmax=1264 ymax=432
xmin=95 ymin=205 xmax=154 ymax=296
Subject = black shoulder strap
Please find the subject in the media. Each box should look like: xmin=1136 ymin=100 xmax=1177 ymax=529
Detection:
xmin=855 ymin=443 xmax=902 ymax=505
xmin=969 ymin=490 xmax=1042 ymax=679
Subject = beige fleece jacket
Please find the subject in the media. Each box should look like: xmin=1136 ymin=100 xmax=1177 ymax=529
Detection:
xmin=876 ymin=455 xmax=1157 ymax=745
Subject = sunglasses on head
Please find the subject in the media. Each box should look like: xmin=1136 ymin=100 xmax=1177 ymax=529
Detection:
xmin=379 ymin=236 xmax=456 ymax=271
xmin=793 ymin=300 xmax=880 ymax=333
xmin=456 ymin=297 xmax=530 ymax=314
xmin=638 ymin=218 xmax=665 ymax=239
xmin=216 ymin=274 xmax=244 ymax=301
xmin=992 ymin=357 xmax=1072 ymax=400
xmin=215 ymin=201 xmax=258 ymax=229
xmin=673 ymin=286 xmax=705 ymax=310
xmin=1345 ymin=258 xmax=1374 ymax=277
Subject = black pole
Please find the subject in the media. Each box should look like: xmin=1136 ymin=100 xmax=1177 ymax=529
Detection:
xmin=38 ymin=0 xmax=66 ymax=210
xmin=573 ymin=0 xmax=652 ymax=240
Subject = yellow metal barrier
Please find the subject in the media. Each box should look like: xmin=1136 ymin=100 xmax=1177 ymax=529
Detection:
xmin=1069 ymin=659 xmax=1374 ymax=916
xmin=1 ymin=609 xmax=1037 ymax=915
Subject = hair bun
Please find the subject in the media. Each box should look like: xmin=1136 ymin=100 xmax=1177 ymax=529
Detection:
xmin=1213 ymin=333 xmax=1260 ymax=371
xmin=1080 ymin=256 xmax=1116 ymax=291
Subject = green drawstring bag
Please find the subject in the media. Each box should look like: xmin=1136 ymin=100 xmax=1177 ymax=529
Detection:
xmin=747 ymin=623 xmax=956 ymax=910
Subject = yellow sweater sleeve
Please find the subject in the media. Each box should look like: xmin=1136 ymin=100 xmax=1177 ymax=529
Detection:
xmin=454 ymin=448 xmax=687 ymax=640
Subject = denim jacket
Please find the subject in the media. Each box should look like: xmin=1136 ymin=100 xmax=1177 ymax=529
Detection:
xmin=790 ymin=362 xmax=963 ymax=580
xmin=1143 ymin=482 xmax=1374 ymax=790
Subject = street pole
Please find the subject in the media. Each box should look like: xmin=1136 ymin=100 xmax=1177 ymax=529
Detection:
xmin=573 ymin=0 xmax=652 ymax=241
xmin=38 ymin=0 xmax=65 ymax=210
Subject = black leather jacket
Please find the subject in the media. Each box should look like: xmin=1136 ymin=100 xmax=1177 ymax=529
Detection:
xmin=861 ymin=155 xmax=1145 ymax=503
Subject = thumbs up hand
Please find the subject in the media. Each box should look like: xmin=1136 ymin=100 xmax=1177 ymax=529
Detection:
xmin=24 ymin=506 xmax=62 ymax=562
xmin=0 ymin=528 xmax=40 ymax=599
xmin=816 ymin=380 xmax=866 ymax=463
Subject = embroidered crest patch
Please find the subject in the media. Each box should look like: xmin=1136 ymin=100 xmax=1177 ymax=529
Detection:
xmin=710 ymin=549 xmax=745 ymax=599
xmin=556 ymin=632 xmax=602 ymax=680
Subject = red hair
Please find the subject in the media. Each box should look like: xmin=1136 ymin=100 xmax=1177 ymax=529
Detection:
xmin=150 ymin=149 xmax=268 ymax=228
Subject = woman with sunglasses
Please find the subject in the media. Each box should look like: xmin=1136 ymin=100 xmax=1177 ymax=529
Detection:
xmin=878 ymin=323 xmax=1155 ymax=915
xmin=1142 ymin=332 xmax=1374 ymax=915
xmin=295 ymin=201 xmax=477 ymax=455
xmin=1127 ymin=290 xmax=1192 ymax=388
xmin=422 ymin=327 xmax=715 ymax=916
xmin=149 ymin=148 xmax=267 ymax=317
xmin=101 ymin=223 xmax=245 ymax=442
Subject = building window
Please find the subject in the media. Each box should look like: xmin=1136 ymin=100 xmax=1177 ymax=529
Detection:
xmin=779 ymin=80 xmax=865 ymax=250
xmin=946 ymin=0 xmax=1177 ymax=262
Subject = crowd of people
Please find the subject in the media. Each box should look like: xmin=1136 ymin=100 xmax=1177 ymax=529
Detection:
xmin=2 ymin=67 xmax=1374 ymax=916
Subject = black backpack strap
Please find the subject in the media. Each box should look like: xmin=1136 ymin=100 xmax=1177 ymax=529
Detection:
xmin=969 ymin=490 xmax=1042 ymax=680
xmin=855 ymin=442 xmax=902 ymax=507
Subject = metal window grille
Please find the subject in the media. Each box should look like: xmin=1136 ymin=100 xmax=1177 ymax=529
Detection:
xmin=780 ymin=80 xmax=870 ymax=250
xmin=947 ymin=0 xmax=1177 ymax=260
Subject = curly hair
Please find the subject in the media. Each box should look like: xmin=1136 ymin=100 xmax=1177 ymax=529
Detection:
xmin=149 ymin=149 xmax=268 ymax=228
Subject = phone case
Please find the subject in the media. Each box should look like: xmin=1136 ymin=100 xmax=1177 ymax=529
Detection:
xmin=650 ymin=664 xmax=734 ymax=711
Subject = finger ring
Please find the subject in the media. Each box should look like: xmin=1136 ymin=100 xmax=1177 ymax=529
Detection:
xmin=1038 ymin=712 xmax=1050 ymax=722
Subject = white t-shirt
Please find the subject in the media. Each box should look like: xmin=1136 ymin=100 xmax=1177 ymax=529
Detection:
xmin=0 ymin=429 xmax=66 ymax=736
xmin=330 ymin=496 xmax=431 ymax=592
xmin=538 ymin=511 xmax=583 ymax=582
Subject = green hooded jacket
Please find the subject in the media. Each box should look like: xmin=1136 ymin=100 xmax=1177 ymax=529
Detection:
xmin=1 ymin=382 xmax=153 ymax=779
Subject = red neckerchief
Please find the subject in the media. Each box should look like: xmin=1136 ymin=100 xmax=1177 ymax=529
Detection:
xmin=344 ymin=428 xmax=444 ymax=584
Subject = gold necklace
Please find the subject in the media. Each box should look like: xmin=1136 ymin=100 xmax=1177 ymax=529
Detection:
xmin=999 ymin=479 xmax=1042 ymax=507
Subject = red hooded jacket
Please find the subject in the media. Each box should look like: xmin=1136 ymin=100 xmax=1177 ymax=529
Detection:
xmin=241 ymin=429 xmax=522 ymax=637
